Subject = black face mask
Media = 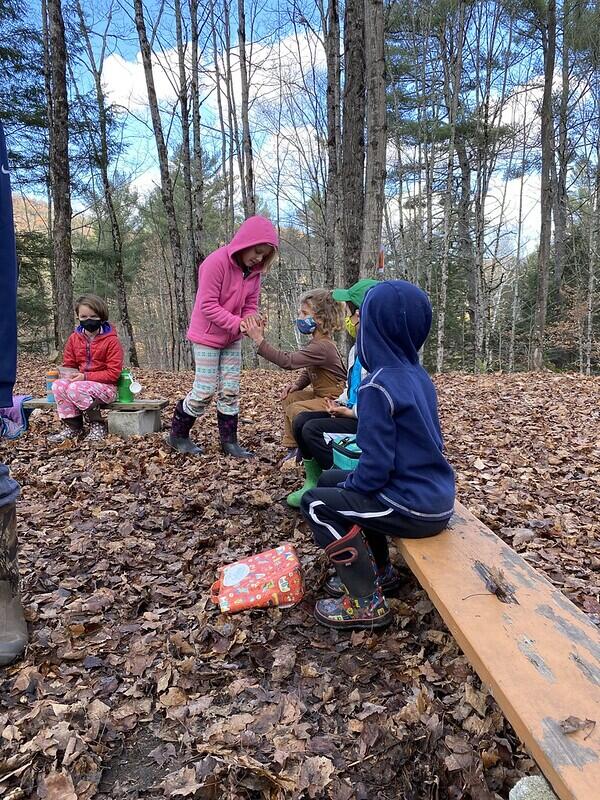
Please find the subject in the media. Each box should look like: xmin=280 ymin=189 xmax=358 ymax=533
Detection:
xmin=80 ymin=318 xmax=102 ymax=332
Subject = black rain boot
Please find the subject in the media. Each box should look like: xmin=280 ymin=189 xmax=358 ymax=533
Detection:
xmin=0 ymin=502 xmax=28 ymax=666
xmin=167 ymin=400 xmax=203 ymax=455
xmin=314 ymin=525 xmax=392 ymax=631
xmin=217 ymin=411 xmax=254 ymax=459
xmin=324 ymin=562 xmax=405 ymax=597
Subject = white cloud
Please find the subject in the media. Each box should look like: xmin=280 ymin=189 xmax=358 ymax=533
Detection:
xmin=129 ymin=166 xmax=162 ymax=198
xmin=102 ymin=29 xmax=326 ymax=122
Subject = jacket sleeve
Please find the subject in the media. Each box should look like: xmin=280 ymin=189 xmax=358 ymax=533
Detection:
xmin=241 ymin=274 xmax=261 ymax=319
xmin=85 ymin=337 xmax=124 ymax=384
xmin=342 ymin=383 xmax=396 ymax=494
xmin=62 ymin=335 xmax=78 ymax=369
xmin=257 ymin=339 xmax=327 ymax=371
xmin=199 ymin=259 xmax=242 ymax=335
xmin=292 ymin=369 xmax=311 ymax=391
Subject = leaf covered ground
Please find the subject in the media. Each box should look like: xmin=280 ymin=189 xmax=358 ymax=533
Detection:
xmin=1 ymin=359 xmax=599 ymax=800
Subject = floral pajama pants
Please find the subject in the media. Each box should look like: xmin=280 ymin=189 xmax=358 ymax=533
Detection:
xmin=52 ymin=379 xmax=117 ymax=419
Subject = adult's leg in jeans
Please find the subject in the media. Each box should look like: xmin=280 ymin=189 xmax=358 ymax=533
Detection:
xmin=292 ymin=411 xmax=331 ymax=459
xmin=0 ymin=478 xmax=27 ymax=665
xmin=302 ymin=416 xmax=358 ymax=470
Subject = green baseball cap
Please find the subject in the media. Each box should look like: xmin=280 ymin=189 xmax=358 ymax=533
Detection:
xmin=332 ymin=278 xmax=379 ymax=307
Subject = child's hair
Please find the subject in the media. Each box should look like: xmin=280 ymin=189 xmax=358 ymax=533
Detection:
xmin=299 ymin=288 xmax=343 ymax=335
xmin=260 ymin=247 xmax=278 ymax=274
xmin=75 ymin=293 xmax=110 ymax=321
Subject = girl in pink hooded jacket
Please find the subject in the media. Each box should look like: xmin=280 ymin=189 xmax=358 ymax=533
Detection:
xmin=168 ymin=215 xmax=278 ymax=457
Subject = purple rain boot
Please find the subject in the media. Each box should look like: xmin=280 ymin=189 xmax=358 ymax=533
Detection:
xmin=217 ymin=411 xmax=254 ymax=459
xmin=167 ymin=400 xmax=203 ymax=455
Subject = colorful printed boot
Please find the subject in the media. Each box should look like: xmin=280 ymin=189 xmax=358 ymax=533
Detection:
xmin=314 ymin=525 xmax=392 ymax=630
xmin=47 ymin=415 xmax=83 ymax=443
xmin=167 ymin=400 xmax=203 ymax=455
xmin=84 ymin=421 xmax=108 ymax=441
xmin=217 ymin=411 xmax=254 ymax=458
xmin=324 ymin=562 xmax=404 ymax=598
xmin=287 ymin=459 xmax=322 ymax=508
xmin=0 ymin=502 xmax=28 ymax=666
xmin=83 ymin=406 xmax=107 ymax=441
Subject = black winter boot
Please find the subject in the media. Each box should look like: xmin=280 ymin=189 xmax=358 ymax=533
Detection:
xmin=217 ymin=411 xmax=254 ymax=459
xmin=314 ymin=525 xmax=392 ymax=631
xmin=0 ymin=502 xmax=28 ymax=666
xmin=167 ymin=400 xmax=203 ymax=455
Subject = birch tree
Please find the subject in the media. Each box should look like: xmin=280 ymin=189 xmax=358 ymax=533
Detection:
xmin=133 ymin=0 xmax=189 ymax=367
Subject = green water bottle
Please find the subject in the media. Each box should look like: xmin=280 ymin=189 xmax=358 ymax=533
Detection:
xmin=117 ymin=369 xmax=134 ymax=403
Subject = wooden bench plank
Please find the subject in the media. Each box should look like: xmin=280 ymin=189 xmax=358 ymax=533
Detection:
xmin=23 ymin=398 xmax=168 ymax=411
xmin=398 ymin=501 xmax=600 ymax=800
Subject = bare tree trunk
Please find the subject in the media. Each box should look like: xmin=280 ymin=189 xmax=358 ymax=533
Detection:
xmin=532 ymin=0 xmax=556 ymax=370
xmin=223 ymin=0 xmax=242 ymax=226
xmin=237 ymin=0 xmax=255 ymax=216
xmin=437 ymin=1 xmax=465 ymax=373
xmin=47 ymin=0 xmax=73 ymax=349
xmin=553 ymin=0 xmax=570 ymax=301
xmin=175 ymin=0 xmax=195 ymax=312
xmin=321 ymin=0 xmax=341 ymax=287
xmin=210 ymin=0 xmax=232 ymax=238
xmin=134 ymin=0 xmax=188 ymax=368
xmin=41 ymin=0 xmax=59 ymax=349
xmin=190 ymin=0 xmax=205 ymax=273
xmin=586 ymin=119 xmax=600 ymax=375
xmin=360 ymin=0 xmax=387 ymax=275
xmin=509 ymin=105 xmax=530 ymax=373
xmin=74 ymin=0 xmax=139 ymax=366
xmin=341 ymin=0 xmax=365 ymax=285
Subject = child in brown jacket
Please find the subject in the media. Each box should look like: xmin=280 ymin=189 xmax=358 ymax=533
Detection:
xmin=244 ymin=288 xmax=346 ymax=461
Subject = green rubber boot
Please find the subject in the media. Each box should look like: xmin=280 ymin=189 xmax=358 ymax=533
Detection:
xmin=286 ymin=459 xmax=322 ymax=508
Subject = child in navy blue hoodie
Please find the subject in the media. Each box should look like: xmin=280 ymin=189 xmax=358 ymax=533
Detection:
xmin=300 ymin=280 xmax=455 ymax=630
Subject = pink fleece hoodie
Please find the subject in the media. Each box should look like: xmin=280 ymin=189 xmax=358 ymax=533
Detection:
xmin=187 ymin=216 xmax=279 ymax=349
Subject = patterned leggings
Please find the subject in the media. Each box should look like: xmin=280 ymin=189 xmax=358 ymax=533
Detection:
xmin=183 ymin=341 xmax=241 ymax=417
xmin=52 ymin=379 xmax=117 ymax=419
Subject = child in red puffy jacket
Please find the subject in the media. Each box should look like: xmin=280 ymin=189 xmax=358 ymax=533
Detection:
xmin=48 ymin=293 xmax=124 ymax=443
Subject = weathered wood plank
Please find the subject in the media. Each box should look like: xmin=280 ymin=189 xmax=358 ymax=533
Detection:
xmin=398 ymin=501 xmax=600 ymax=800
xmin=23 ymin=398 xmax=168 ymax=410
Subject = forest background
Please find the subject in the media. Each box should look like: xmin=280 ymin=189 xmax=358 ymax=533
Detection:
xmin=3 ymin=0 xmax=599 ymax=374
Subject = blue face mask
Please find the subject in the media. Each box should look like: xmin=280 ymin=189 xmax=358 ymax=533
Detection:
xmin=296 ymin=316 xmax=317 ymax=335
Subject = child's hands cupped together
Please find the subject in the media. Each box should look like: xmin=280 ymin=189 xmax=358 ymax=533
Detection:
xmin=281 ymin=383 xmax=296 ymax=400
xmin=242 ymin=315 xmax=265 ymax=344
xmin=325 ymin=397 xmax=353 ymax=418
xmin=69 ymin=373 xmax=85 ymax=382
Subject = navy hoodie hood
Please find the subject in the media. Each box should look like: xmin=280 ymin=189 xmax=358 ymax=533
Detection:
xmin=357 ymin=280 xmax=432 ymax=370
xmin=344 ymin=280 xmax=455 ymax=521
